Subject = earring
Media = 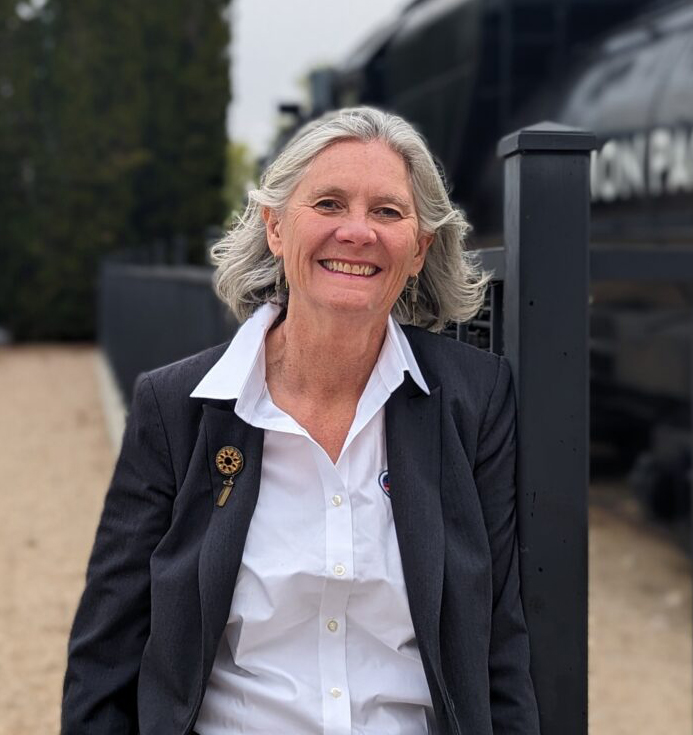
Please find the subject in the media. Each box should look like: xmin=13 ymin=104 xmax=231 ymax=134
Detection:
xmin=409 ymin=274 xmax=419 ymax=304
xmin=274 ymin=257 xmax=282 ymax=299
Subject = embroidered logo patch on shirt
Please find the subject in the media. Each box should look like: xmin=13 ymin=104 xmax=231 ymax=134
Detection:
xmin=378 ymin=470 xmax=390 ymax=498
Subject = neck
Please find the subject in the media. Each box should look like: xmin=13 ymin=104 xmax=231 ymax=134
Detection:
xmin=265 ymin=300 xmax=388 ymax=403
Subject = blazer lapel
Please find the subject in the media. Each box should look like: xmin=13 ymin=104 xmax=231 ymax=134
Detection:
xmin=197 ymin=402 xmax=264 ymax=680
xmin=385 ymin=378 xmax=445 ymax=688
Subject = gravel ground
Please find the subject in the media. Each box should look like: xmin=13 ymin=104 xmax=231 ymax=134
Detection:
xmin=0 ymin=345 xmax=690 ymax=734
xmin=589 ymin=484 xmax=691 ymax=734
xmin=0 ymin=346 xmax=113 ymax=735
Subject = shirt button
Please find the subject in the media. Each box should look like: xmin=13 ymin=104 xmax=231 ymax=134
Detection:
xmin=330 ymin=687 xmax=342 ymax=698
xmin=326 ymin=618 xmax=339 ymax=632
xmin=331 ymin=494 xmax=342 ymax=506
xmin=333 ymin=563 xmax=346 ymax=577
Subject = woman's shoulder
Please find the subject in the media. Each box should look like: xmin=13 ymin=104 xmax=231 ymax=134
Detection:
xmin=401 ymin=324 xmax=508 ymax=418
xmin=402 ymin=324 xmax=501 ymax=377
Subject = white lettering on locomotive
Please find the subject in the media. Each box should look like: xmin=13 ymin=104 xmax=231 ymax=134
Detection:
xmin=590 ymin=126 xmax=693 ymax=202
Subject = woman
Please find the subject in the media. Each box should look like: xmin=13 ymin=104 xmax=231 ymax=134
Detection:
xmin=62 ymin=107 xmax=540 ymax=734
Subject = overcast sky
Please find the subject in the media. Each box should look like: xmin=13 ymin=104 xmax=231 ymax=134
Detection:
xmin=228 ymin=0 xmax=409 ymax=155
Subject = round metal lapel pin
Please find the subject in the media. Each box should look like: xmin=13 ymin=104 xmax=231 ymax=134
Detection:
xmin=215 ymin=446 xmax=244 ymax=507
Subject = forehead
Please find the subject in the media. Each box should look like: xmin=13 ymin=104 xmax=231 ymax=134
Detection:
xmin=297 ymin=139 xmax=413 ymax=199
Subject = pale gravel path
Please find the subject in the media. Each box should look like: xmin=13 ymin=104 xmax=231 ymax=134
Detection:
xmin=0 ymin=346 xmax=113 ymax=735
xmin=0 ymin=346 xmax=689 ymax=733
xmin=589 ymin=485 xmax=691 ymax=735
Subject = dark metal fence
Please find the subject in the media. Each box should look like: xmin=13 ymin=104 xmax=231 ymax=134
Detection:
xmin=485 ymin=122 xmax=594 ymax=735
xmin=98 ymin=263 xmax=237 ymax=403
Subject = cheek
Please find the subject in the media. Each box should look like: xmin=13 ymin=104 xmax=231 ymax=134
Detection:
xmin=281 ymin=222 xmax=329 ymax=286
xmin=390 ymin=230 xmax=421 ymax=271
xmin=284 ymin=218 xmax=326 ymax=259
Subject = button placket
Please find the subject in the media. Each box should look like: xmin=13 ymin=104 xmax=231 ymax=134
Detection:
xmin=314 ymin=448 xmax=354 ymax=735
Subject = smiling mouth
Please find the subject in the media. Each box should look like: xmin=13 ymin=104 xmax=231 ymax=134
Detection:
xmin=319 ymin=259 xmax=380 ymax=277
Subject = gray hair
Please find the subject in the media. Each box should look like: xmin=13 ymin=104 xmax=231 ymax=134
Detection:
xmin=210 ymin=106 xmax=492 ymax=332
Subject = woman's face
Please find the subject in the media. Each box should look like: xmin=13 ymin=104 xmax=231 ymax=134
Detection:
xmin=264 ymin=139 xmax=432 ymax=323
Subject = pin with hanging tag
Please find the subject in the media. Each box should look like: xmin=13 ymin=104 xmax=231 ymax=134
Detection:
xmin=215 ymin=446 xmax=244 ymax=507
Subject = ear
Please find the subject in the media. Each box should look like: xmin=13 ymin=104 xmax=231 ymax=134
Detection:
xmin=411 ymin=232 xmax=434 ymax=276
xmin=262 ymin=207 xmax=283 ymax=257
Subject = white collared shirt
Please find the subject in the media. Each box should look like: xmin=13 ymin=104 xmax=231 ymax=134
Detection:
xmin=192 ymin=303 xmax=435 ymax=735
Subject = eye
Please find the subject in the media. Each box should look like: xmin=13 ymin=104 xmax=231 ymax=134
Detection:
xmin=314 ymin=199 xmax=342 ymax=212
xmin=373 ymin=206 xmax=402 ymax=218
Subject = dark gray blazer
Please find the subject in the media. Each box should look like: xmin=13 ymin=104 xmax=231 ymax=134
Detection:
xmin=62 ymin=326 xmax=540 ymax=735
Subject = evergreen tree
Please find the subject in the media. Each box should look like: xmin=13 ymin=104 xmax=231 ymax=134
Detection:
xmin=0 ymin=1 xmax=47 ymax=335
xmin=134 ymin=0 xmax=230 ymax=264
xmin=34 ymin=0 xmax=147 ymax=338
xmin=0 ymin=0 xmax=231 ymax=339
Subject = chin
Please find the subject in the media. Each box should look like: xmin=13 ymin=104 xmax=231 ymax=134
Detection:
xmin=315 ymin=293 xmax=381 ymax=316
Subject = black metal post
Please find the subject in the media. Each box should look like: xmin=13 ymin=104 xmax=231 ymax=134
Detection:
xmin=497 ymin=122 xmax=595 ymax=735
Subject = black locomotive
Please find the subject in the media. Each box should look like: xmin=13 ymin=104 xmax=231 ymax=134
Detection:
xmin=272 ymin=0 xmax=693 ymax=521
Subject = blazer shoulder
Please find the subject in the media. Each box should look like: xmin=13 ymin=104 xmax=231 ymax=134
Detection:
xmin=142 ymin=340 xmax=231 ymax=403
xmin=402 ymin=324 xmax=501 ymax=388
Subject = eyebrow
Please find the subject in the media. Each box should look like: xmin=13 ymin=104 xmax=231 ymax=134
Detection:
xmin=309 ymin=186 xmax=414 ymax=212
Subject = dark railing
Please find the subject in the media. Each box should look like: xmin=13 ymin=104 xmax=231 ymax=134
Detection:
xmin=491 ymin=122 xmax=594 ymax=734
xmin=98 ymin=263 xmax=237 ymax=403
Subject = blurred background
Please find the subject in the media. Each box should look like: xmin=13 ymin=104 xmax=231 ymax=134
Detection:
xmin=0 ymin=0 xmax=691 ymax=733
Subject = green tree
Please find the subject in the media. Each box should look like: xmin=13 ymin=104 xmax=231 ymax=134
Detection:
xmin=0 ymin=0 xmax=232 ymax=339
xmin=34 ymin=0 xmax=147 ymax=338
xmin=0 ymin=1 xmax=49 ymax=334
xmin=134 ymin=0 xmax=231 ymax=264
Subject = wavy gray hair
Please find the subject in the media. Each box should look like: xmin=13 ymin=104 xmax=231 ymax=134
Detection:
xmin=211 ymin=106 xmax=492 ymax=332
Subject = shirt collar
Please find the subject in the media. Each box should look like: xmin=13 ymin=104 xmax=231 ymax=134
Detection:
xmin=189 ymin=302 xmax=430 ymax=401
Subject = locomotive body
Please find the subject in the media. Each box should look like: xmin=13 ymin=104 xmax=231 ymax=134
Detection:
xmin=291 ymin=0 xmax=693 ymax=518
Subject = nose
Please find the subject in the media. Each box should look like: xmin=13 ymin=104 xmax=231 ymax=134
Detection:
xmin=334 ymin=210 xmax=377 ymax=246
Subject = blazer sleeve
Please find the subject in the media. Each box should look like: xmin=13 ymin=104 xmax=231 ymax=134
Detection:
xmin=474 ymin=355 xmax=541 ymax=734
xmin=62 ymin=373 xmax=176 ymax=734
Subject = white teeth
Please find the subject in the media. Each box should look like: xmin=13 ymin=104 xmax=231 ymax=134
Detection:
xmin=323 ymin=260 xmax=377 ymax=276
